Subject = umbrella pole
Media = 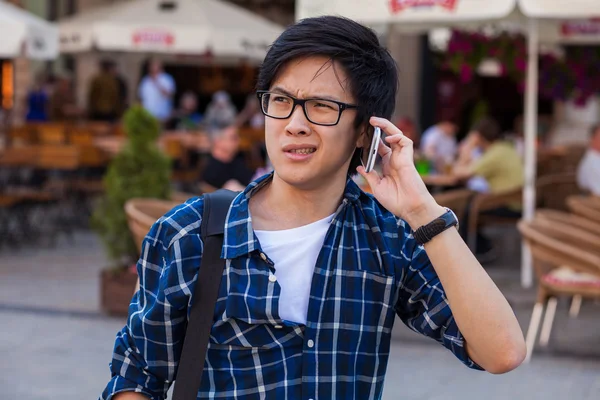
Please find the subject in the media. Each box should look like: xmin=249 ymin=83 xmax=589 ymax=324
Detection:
xmin=521 ymin=18 xmax=539 ymax=288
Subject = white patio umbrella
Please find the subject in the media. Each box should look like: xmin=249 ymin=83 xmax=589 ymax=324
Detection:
xmin=297 ymin=0 xmax=600 ymax=287
xmin=0 ymin=0 xmax=59 ymax=59
xmin=58 ymin=0 xmax=283 ymax=61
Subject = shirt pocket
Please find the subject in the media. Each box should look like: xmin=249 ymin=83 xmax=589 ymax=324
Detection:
xmin=337 ymin=269 xmax=396 ymax=330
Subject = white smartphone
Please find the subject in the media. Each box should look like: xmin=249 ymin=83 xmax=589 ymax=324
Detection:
xmin=364 ymin=126 xmax=381 ymax=173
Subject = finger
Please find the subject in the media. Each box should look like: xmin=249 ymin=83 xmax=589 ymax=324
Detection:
xmin=356 ymin=165 xmax=381 ymax=190
xmin=370 ymin=116 xmax=403 ymax=137
xmin=385 ymin=133 xmax=413 ymax=148
xmin=377 ymin=136 xmax=392 ymax=157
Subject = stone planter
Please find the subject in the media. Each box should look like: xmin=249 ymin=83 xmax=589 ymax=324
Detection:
xmin=100 ymin=267 xmax=138 ymax=316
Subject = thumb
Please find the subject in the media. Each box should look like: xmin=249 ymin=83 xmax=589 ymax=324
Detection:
xmin=356 ymin=166 xmax=380 ymax=191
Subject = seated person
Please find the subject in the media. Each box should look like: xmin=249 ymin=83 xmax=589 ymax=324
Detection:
xmin=168 ymin=91 xmax=203 ymax=131
xmin=419 ymin=118 xmax=459 ymax=173
xmin=452 ymin=117 xmax=524 ymax=256
xmin=453 ymin=117 xmax=524 ymax=197
xmin=199 ymin=125 xmax=254 ymax=192
xmin=577 ymin=124 xmax=600 ymax=196
xmin=455 ymin=131 xmax=489 ymax=193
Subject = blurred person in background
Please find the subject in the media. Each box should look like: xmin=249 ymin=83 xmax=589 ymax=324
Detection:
xmin=577 ymin=123 xmax=600 ymax=196
xmin=198 ymin=124 xmax=254 ymax=192
xmin=420 ymin=117 xmax=459 ymax=172
xmin=204 ymin=90 xmax=237 ymax=128
xmin=88 ymin=60 xmax=120 ymax=122
xmin=25 ymin=73 xmax=49 ymax=122
xmin=452 ymin=117 xmax=524 ymax=255
xmin=168 ymin=91 xmax=203 ymax=131
xmin=49 ymin=76 xmax=82 ymax=121
xmin=452 ymin=117 xmax=524 ymax=196
xmin=138 ymin=58 xmax=175 ymax=123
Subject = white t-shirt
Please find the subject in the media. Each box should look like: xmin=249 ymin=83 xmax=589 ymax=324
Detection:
xmin=138 ymin=73 xmax=175 ymax=121
xmin=577 ymin=149 xmax=600 ymax=196
xmin=420 ymin=125 xmax=457 ymax=166
xmin=254 ymin=214 xmax=334 ymax=325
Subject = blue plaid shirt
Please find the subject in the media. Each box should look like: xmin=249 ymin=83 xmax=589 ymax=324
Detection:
xmin=101 ymin=173 xmax=481 ymax=400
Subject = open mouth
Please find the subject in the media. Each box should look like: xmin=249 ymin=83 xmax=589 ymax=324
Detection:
xmin=287 ymin=148 xmax=316 ymax=155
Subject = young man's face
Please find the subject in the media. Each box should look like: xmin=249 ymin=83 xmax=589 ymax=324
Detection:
xmin=265 ymin=56 xmax=362 ymax=190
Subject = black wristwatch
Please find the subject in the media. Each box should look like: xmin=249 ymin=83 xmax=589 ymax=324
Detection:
xmin=413 ymin=208 xmax=459 ymax=245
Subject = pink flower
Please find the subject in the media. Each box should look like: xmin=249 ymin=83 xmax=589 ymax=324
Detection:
xmin=515 ymin=58 xmax=527 ymax=72
xmin=460 ymin=64 xmax=473 ymax=83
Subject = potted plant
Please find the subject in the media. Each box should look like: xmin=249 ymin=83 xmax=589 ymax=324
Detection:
xmin=92 ymin=106 xmax=171 ymax=315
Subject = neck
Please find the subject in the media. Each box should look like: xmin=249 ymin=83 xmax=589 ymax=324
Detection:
xmin=591 ymin=143 xmax=600 ymax=152
xmin=250 ymin=172 xmax=347 ymax=230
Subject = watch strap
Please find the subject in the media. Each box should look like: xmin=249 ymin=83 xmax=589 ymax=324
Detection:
xmin=413 ymin=209 xmax=458 ymax=245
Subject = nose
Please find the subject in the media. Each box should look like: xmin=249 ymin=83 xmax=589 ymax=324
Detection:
xmin=285 ymin=104 xmax=311 ymax=136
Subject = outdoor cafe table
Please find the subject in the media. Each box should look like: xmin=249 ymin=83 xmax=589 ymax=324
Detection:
xmin=92 ymin=131 xmax=212 ymax=158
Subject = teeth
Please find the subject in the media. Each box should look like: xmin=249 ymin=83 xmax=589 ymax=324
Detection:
xmin=290 ymin=148 xmax=315 ymax=154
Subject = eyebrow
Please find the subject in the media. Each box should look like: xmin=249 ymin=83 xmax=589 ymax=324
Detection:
xmin=270 ymin=86 xmax=343 ymax=103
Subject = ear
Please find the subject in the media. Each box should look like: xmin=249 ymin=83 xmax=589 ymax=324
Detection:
xmin=355 ymin=125 xmax=369 ymax=149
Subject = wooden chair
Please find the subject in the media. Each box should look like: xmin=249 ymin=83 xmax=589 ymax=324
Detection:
xmin=36 ymin=123 xmax=68 ymax=145
xmin=8 ymin=125 xmax=36 ymax=146
xmin=567 ymin=195 xmax=600 ymax=224
xmin=170 ymin=191 xmax=197 ymax=204
xmin=536 ymin=172 xmax=581 ymax=212
xmin=68 ymin=127 xmax=95 ymax=145
xmin=466 ymin=187 xmax=523 ymax=251
xmin=0 ymin=145 xmax=40 ymax=167
xmin=433 ymin=189 xmax=474 ymax=224
xmin=125 ymin=198 xmax=180 ymax=292
xmin=535 ymin=209 xmax=600 ymax=317
xmin=518 ymin=218 xmax=600 ymax=361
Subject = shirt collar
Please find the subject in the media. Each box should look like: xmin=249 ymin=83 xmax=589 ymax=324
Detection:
xmin=221 ymin=171 xmax=363 ymax=259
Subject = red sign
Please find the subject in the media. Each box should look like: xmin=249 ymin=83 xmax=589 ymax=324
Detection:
xmin=389 ymin=0 xmax=458 ymax=13
xmin=561 ymin=20 xmax=600 ymax=36
xmin=132 ymin=29 xmax=175 ymax=46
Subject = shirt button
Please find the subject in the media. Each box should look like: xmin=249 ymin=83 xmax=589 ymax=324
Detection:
xmin=307 ymin=339 xmax=314 ymax=348
xmin=268 ymin=274 xmax=277 ymax=283
xmin=274 ymin=325 xmax=283 ymax=329
xmin=260 ymin=252 xmax=267 ymax=261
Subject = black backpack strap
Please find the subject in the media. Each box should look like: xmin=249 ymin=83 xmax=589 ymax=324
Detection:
xmin=172 ymin=189 xmax=238 ymax=400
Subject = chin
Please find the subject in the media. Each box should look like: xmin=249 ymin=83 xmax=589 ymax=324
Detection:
xmin=273 ymin=165 xmax=320 ymax=190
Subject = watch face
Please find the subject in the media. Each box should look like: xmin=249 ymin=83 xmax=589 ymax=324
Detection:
xmin=445 ymin=208 xmax=459 ymax=231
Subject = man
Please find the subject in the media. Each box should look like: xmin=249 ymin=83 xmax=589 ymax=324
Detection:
xmin=453 ymin=117 xmax=524 ymax=197
xmin=138 ymin=58 xmax=175 ymax=123
xmin=88 ymin=60 xmax=120 ymax=122
xmin=452 ymin=117 xmax=524 ymax=256
xmin=101 ymin=17 xmax=525 ymax=400
xmin=204 ymin=90 xmax=238 ymax=129
xmin=199 ymin=125 xmax=254 ymax=192
xmin=577 ymin=124 xmax=600 ymax=196
xmin=419 ymin=117 xmax=459 ymax=172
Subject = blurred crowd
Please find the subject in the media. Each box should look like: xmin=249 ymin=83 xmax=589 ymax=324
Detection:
xmin=23 ymin=58 xmax=265 ymax=132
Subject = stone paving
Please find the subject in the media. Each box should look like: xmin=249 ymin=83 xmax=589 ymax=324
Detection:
xmin=1 ymin=229 xmax=600 ymax=400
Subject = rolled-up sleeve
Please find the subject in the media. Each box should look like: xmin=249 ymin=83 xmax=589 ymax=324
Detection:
xmin=395 ymin=223 xmax=483 ymax=371
xmin=101 ymin=200 xmax=204 ymax=399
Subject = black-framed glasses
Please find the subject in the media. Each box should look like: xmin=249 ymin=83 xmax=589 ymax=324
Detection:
xmin=256 ymin=90 xmax=358 ymax=126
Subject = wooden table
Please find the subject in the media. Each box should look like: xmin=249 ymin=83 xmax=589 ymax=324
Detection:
xmin=421 ymin=174 xmax=460 ymax=187
xmin=93 ymin=131 xmax=212 ymax=158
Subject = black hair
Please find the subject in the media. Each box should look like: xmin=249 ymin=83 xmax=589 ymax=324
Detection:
xmin=256 ymin=16 xmax=399 ymax=175
xmin=472 ymin=117 xmax=502 ymax=143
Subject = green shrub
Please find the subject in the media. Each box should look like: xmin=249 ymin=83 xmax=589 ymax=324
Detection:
xmin=92 ymin=106 xmax=171 ymax=268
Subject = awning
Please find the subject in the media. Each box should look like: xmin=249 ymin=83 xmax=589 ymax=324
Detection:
xmin=0 ymin=0 xmax=59 ymax=59
xmin=59 ymin=0 xmax=283 ymax=61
